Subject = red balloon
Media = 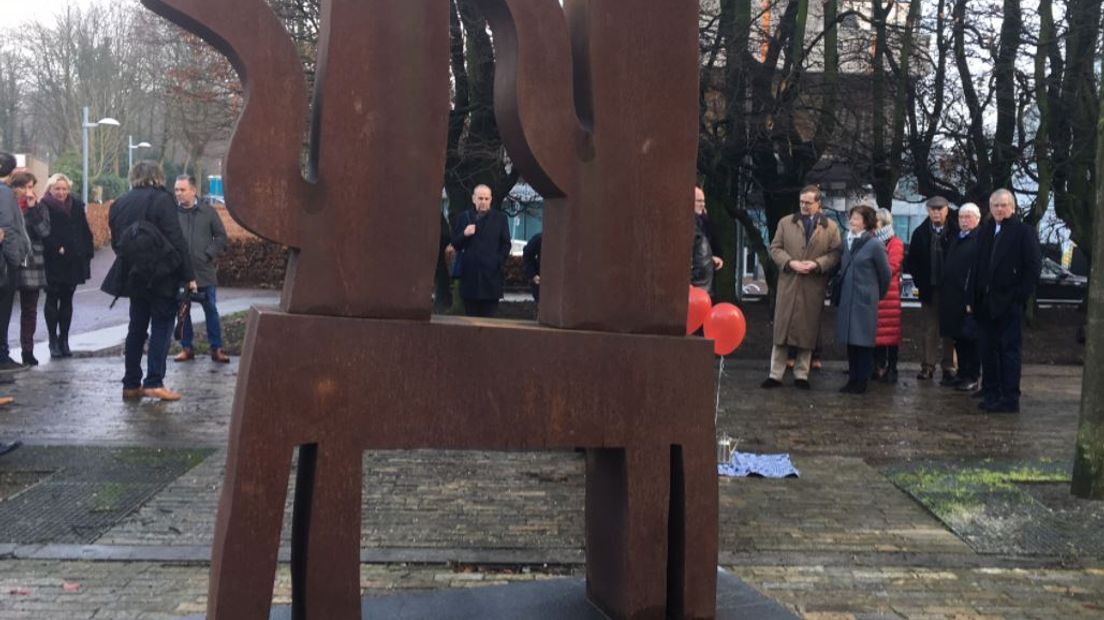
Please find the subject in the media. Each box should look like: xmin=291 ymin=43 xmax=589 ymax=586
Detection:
xmin=686 ymin=286 xmax=712 ymax=335
xmin=703 ymin=303 xmax=747 ymax=356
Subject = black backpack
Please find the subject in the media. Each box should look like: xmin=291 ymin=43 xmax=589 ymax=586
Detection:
xmin=102 ymin=199 xmax=181 ymax=302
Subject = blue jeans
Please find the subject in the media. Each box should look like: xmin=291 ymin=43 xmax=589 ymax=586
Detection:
xmin=124 ymin=295 xmax=176 ymax=389
xmin=181 ymin=286 xmax=222 ymax=349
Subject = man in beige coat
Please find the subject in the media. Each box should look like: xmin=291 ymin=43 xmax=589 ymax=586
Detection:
xmin=762 ymin=185 xmax=842 ymax=389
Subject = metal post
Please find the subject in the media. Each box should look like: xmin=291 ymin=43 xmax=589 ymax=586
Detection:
xmin=81 ymin=106 xmax=90 ymax=205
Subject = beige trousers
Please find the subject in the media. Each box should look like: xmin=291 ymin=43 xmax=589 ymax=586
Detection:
xmin=770 ymin=345 xmax=812 ymax=381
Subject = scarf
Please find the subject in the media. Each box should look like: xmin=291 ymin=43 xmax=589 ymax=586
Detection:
xmin=846 ymin=230 xmax=863 ymax=251
xmin=874 ymin=226 xmax=894 ymax=246
xmin=42 ymin=193 xmax=72 ymax=216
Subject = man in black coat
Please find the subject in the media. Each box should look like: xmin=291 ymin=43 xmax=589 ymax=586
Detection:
xmin=970 ymin=189 xmax=1041 ymax=414
xmin=906 ymin=196 xmax=959 ymax=383
xmin=451 ymin=185 xmax=511 ymax=317
xmin=103 ymin=161 xmax=196 ymax=402
xmin=522 ymin=232 xmax=542 ymax=303
xmin=939 ymin=203 xmax=982 ymax=391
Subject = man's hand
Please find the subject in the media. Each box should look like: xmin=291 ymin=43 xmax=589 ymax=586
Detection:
xmin=0 ymin=228 xmax=5 ymax=243
xmin=188 ymin=280 xmax=198 ymax=293
xmin=464 ymin=224 xmax=477 ymax=237
xmin=444 ymin=244 xmax=456 ymax=260
xmin=58 ymin=246 xmax=65 ymax=255
xmin=712 ymin=256 xmax=724 ymax=270
xmin=533 ymin=275 xmax=541 ymax=285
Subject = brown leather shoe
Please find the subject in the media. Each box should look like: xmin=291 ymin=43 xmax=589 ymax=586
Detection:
xmin=122 ymin=388 xmax=144 ymax=401
xmin=210 ymin=348 xmax=230 ymax=364
xmin=174 ymin=348 xmax=195 ymax=362
xmin=143 ymin=387 xmax=183 ymax=401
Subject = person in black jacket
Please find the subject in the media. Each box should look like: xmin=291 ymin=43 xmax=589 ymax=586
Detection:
xmin=451 ymin=185 xmax=511 ymax=317
xmin=522 ymin=232 xmax=542 ymax=303
xmin=103 ymin=161 xmax=196 ymax=402
xmin=970 ymin=189 xmax=1042 ymax=414
xmin=906 ymin=196 xmax=959 ymax=383
xmin=691 ymin=187 xmax=724 ymax=296
xmin=939 ymin=203 xmax=982 ymax=392
xmin=41 ymin=173 xmax=94 ymax=360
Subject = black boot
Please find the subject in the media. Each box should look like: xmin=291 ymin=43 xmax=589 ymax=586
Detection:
xmin=59 ymin=336 xmax=72 ymax=358
xmin=48 ymin=335 xmax=62 ymax=358
xmin=21 ymin=351 xmax=38 ymax=366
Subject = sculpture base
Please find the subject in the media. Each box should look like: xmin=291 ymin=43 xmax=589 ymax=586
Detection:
xmin=182 ymin=571 xmax=797 ymax=619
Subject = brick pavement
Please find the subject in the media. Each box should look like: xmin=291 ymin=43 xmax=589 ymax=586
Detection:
xmin=0 ymin=356 xmax=1100 ymax=618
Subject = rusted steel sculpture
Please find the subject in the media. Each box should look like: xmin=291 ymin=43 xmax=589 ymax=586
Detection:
xmin=141 ymin=0 xmax=717 ymax=618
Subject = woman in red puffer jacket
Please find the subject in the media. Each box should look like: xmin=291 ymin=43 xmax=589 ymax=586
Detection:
xmin=873 ymin=208 xmax=904 ymax=383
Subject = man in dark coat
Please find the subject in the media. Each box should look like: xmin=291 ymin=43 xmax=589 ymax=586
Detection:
xmin=172 ymin=175 xmax=230 ymax=363
xmin=103 ymin=161 xmax=196 ymax=402
xmin=691 ymin=187 xmax=724 ymax=296
xmin=522 ymin=232 xmax=542 ymax=303
xmin=970 ymin=189 xmax=1041 ymax=414
xmin=906 ymin=196 xmax=959 ymax=383
xmin=0 ymin=152 xmax=31 ymax=372
xmin=451 ymin=184 xmax=511 ymax=317
xmin=939 ymin=203 xmax=982 ymax=392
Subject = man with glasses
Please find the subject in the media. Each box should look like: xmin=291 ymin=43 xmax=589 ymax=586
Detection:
xmin=761 ymin=185 xmax=841 ymax=389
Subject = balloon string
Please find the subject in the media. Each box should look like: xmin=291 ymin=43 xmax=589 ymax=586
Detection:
xmin=714 ymin=355 xmax=724 ymax=427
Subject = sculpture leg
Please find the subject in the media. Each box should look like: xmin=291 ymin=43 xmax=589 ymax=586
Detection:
xmin=585 ymin=446 xmax=670 ymax=619
xmin=674 ymin=441 xmax=719 ymax=619
xmin=291 ymin=442 xmax=363 ymax=619
xmin=207 ymin=399 xmax=295 ymax=619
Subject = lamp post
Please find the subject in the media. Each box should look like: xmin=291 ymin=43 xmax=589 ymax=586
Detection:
xmin=81 ymin=106 xmax=120 ymax=204
xmin=128 ymin=135 xmax=152 ymax=173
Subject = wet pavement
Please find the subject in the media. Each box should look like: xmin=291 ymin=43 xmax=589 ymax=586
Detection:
xmin=0 ymin=333 xmax=1101 ymax=617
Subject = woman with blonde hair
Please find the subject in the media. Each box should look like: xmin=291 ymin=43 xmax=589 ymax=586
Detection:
xmin=41 ymin=173 xmax=94 ymax=358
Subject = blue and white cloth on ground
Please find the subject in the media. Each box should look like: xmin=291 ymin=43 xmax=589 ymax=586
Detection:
xmin=718 ymin=451 xmax=800 ymax=478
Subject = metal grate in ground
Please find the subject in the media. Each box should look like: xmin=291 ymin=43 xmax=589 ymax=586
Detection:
xmin=0 ymin=446 xmax=213 ymax=545
xmin=886 ymin=459 xmax=1104 ymax=557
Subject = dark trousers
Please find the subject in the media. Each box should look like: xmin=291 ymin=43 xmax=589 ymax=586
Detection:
xmin=979 ymin=305 xmax=1023 ymax=406
xmin=0 ymin=283 xmax=15 ymax=359
xmin=18 ymin=289 xmax=40 ymax=351
xmin=847 ymin=345 xmax=874 ymax=385
xmin=124 ymin=295 xmax=176 ymax=389
xmin=955 ymin=337 xmax=980 ymax=382
xmin=873 ymin=345 xmax=898 ymax=372
xmin=463 ymin=299 xmax=499 ymax=318
xmin=44 ymin=285 xmax=77 ymax=341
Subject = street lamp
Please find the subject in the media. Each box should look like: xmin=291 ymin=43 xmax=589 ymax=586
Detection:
xmin=128 ymin=135 xmax=152 ymax=173
xmin=81 ymin=106 xmax=120 ymax=204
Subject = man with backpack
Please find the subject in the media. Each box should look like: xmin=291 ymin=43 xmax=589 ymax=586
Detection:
xmin=102 ymin=161 xmax=196 ymax=402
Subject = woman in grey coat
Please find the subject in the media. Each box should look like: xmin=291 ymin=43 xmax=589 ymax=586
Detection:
xmin=836 ymin=205 xmax=891 ymax=394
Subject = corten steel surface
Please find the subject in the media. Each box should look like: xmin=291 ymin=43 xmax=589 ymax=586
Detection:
xmin=475 ymin=0 xmax=701 ymax=336
xmin=138 ymin=0 xmax=717 ymax=618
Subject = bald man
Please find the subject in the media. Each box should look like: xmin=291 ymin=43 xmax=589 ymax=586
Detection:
xmin=450 ymin=185 xmax=511 ymax=317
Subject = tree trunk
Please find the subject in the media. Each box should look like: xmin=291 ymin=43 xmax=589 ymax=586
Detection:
xmin=1069 ymin=54 xmax=1104 ymax=500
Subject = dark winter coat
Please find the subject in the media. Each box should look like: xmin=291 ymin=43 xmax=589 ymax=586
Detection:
xmin=875 ymin=234 xmax=904 ymax=346
xmin=18 ymin=200 xmax=50 ymax=290
xmin=451 ymin=208 xmax=511 ymax=302
xmin=102 ymin=186 xmax=195 ymax=299
xmin=971 ymin=215 xmax=1042 ymax=321
xmin=836 ymin=232 xmax=891 ymax=348
xmin=522 ymin=232 xmax=542 ymax=302
xmin=938 ymin=228 xmax=979 ymax=339
xmin=905 ymin=214 xmax=959 ymax=303
xmin=0 ymin=184 xmax=30 ymax=281
xmin=177 ymin=201 xmax=228 ymax=288
xmin=42 ymin=195 xmax=94 ymax=288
